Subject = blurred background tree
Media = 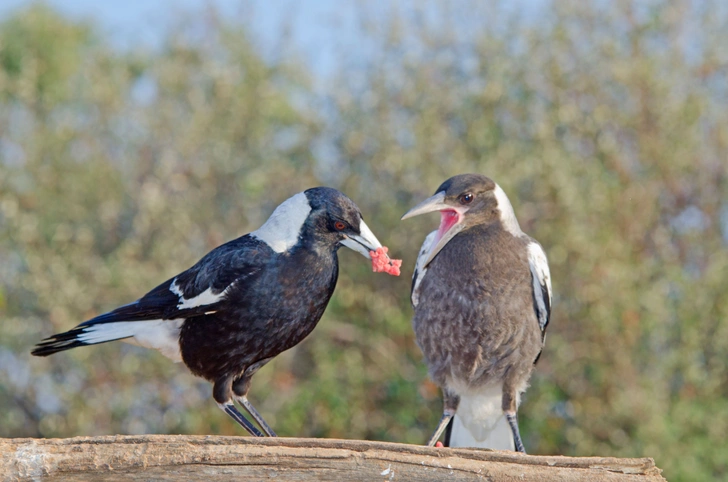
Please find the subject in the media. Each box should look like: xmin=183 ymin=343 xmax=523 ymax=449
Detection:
xmin=1 ymin=2 xmax=727 ymax=481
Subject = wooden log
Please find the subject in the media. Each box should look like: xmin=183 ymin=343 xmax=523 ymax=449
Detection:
xmin=1 ymin=435 xmax=665 ymax=481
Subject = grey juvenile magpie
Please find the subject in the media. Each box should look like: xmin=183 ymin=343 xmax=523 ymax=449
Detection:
xmin=32 ymin=187 xmax=393 ymax=437
xmin=402 ymin=174 xmax=552 ymax=453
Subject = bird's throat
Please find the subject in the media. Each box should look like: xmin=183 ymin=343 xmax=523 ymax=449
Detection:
xmin=435 ymin=210 xmax=461 ymax=245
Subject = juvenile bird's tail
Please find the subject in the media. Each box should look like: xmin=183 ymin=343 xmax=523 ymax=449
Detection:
xmin=447 ymin=384 xmax=515 ymax=450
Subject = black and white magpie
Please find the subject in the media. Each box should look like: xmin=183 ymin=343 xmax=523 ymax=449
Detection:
xmin=32 ymin=187 xmax=389 ymax=437
xmin=401 ymin=174 xmax=552 ymax=453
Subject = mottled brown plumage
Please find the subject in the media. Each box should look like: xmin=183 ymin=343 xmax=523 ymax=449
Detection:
xmin=402 ymin=174 xmax=551 ymax=452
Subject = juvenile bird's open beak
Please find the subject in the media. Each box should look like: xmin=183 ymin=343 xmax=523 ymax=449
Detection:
xmin=401 ymin=191 xmax=469 ymax=267
xmin=401 ymin=192 xmax=450 ymax=220
xmin=341 ymin=219 xmax=383 ymax=259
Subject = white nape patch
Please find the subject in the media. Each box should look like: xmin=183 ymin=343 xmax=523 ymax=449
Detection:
xmin=78 ymin=320 xmax=184 ymax=362
xmin=251 ymin=191 xmax=312 ymax=253
xmin=411 ymin=230 xmax=436 ymax=307
xmin=493 ymin=184 xmax=523 ymax=235
xmin=170 ymin=279 xmax=233 ymax=310
xmin=528 ymin=242 xmax=552 ymax=329
xmin=448 ymin=383 xmax=514 ymax=450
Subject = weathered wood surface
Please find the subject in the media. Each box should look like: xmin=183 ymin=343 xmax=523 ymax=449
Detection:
xmin=1 ymin=435 xmax=665 ymax=482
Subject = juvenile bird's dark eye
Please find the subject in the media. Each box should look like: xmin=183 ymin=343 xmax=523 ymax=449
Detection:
xmin=334 ymin=221 xmax=347 ymax=231
xmin=459 ymin=193 xmax=474 ymax=204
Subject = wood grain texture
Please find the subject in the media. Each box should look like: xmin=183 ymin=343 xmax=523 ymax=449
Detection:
xmin=1 ymin=435 xmax=666 ymax=482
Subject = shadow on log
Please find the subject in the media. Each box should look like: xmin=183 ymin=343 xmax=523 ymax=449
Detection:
xmin=2 ymin=435 xmax=665 ymax=481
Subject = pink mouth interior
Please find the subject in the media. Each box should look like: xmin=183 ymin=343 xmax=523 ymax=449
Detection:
xmin=435 ymin=209 xmax=460 ymax=245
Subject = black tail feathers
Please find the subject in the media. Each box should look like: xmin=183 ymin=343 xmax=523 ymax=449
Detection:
xmin=31 ymin=328 xmax=89 ymax=357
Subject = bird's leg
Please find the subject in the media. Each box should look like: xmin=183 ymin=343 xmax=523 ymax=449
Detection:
xmin=426 ymin=390 xmax=460 ymax=446
xmin=502 ymin=383 xmax=526 ymax=453
xmin=505 ymin=412 xmax=525 ymax=453
xmin=216 ymin=402 xmax=264 ymax=437
xmin=214 ymin=376 xmax=263 ymax=437
xmin=237 ymin=396 xmax=277 ymax=437
xmin=232 ymin=372 xmax=277 ymax=437
xmin=427 ymin=413 xmax=454 ymax=446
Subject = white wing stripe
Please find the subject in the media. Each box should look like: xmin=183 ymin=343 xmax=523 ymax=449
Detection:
xmin=170 ymin=279 xmax=235 ymax=310
xmin=527 ymin=242 xmax=551 ymax=329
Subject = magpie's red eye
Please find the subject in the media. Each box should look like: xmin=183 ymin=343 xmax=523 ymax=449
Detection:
xmin=334 ymin=221 xmax=346 ymax=231
xmin=459 ymin=193 xmax=474 ymax=204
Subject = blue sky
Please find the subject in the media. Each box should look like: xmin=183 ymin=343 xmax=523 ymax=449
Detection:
xmin=0 ymin=1 xmax=552 ymax=81
xmin=0 ymin=0 xmax=359 ymax=77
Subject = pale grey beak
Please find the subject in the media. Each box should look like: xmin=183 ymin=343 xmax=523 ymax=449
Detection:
xmin=401 ymin=192 xmax=448 ymax=220
xmin=341 ymin=219 xmax=383 ymax=259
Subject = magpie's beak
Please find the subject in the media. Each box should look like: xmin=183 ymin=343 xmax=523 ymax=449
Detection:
xmin=401 ymin=191 xmax=449 ymax=220
xmin=401 ymin=191 xmax=469 ymax=267
xmin=341 ymin=219 xmax=383 ymax=259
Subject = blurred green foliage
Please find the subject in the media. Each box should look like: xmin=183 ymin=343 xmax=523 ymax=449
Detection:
xmin=1 ymin=2 xmax=727 ymax=481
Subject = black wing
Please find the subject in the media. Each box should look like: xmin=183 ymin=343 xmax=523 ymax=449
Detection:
xmin=80 ymin=234 xmax=275 ymax=327
xmin=32 ymin=235 xmax=274 ymax=357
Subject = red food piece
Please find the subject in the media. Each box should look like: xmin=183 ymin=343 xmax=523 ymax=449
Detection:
xmin=370 ymin=246 xmax=402 ymax=276
xmin=435 ymin=441 xmax=444 ymax=448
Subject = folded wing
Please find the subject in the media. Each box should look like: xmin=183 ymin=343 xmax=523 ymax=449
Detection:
xmin=32 ymin=235 xmax=272 ymax=359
